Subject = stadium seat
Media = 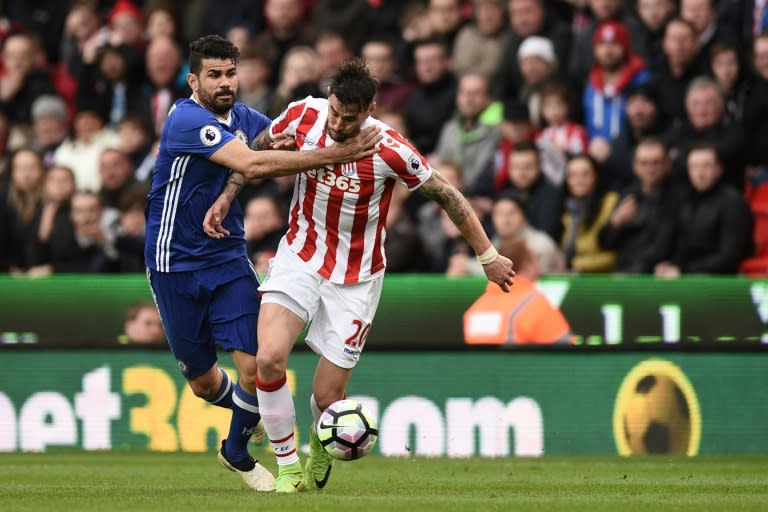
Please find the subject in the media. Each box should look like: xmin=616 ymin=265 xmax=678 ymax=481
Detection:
xmin=740 ymin=183 xmax=768 ymax=276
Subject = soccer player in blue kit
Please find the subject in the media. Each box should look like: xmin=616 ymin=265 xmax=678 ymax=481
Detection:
xmin=144 ymin=35 xmax=379 ymax=492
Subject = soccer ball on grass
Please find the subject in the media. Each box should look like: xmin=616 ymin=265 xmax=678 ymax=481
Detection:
xmin=316 ymin=399 xmax=378 ymax=460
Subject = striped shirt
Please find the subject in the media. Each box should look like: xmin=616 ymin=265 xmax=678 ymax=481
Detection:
xmin=270 ymin=96 xmax=432 ymax=284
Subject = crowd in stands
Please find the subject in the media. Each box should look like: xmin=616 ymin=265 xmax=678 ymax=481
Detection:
xmin=0 ymin=0 xmax=766 ymax=277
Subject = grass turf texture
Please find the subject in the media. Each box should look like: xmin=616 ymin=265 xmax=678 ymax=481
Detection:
xmin=1 ymin=451 xmax=766 ymax=512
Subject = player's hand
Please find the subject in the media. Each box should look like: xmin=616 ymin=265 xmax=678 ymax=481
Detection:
xmin=202 ymin=197 xmax=232 ymax=239
xmin=271 ymin=133 xmax=297 ymax=151
xmin=330 ymin=126 xmax=382 ymax=162
xmin=483 ymin=255 xmax=516 ymax=292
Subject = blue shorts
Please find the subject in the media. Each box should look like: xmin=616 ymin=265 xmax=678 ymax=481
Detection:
xmin=147 ymin=257 xmax=261 ymax=378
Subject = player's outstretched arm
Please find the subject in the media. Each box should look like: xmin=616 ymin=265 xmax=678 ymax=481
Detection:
xmin=418 ymin=170 xmax=516 ymax=292
xmin=209 ymin=126 xmax=382 ymax=180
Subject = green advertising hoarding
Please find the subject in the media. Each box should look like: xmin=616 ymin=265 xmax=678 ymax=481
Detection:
xmin=1 ymin=275 xmax=768 ymax=348
xmin=1 ymin=351 xmax=765 ymax=455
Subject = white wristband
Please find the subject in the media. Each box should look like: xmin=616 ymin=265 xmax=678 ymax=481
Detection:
xmin=476 ymin=246 xmax=499 ymax=265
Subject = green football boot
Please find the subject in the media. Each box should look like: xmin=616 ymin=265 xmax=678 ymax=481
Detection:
xmin=304 ymin=424 xmax=334 ymax=490
xmin=273 ymin=460 xmax=305 ymax=493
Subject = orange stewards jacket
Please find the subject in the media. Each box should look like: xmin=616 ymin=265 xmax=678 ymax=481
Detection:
xmin=463 ymin=276 xmax=574 ymax=345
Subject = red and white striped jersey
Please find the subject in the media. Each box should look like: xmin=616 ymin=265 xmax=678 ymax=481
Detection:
xmin=270 ymin=96 xmax=433 ymax=284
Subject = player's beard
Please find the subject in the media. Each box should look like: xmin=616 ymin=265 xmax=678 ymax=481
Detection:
xmin=199 ymin=88 xmax=235 ymax=116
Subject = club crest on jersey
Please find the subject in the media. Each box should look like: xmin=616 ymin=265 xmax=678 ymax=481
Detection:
xmin=200 ymin=124 xmax=222 ymax=146
xmin=340 ymin=162 xmax=357 ymax=177
xmin=407 ymin=154 xmax=422 ymax=175
xmin=234 ymin=129 xmax=247 ymax=143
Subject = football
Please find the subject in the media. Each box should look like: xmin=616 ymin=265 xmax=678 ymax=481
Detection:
xmin=622 ymin=374 xmax=691 ymax=454
xmin=316 ymin=399 xmax=378 ymax=461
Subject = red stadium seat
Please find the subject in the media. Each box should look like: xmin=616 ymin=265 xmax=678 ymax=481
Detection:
xmin=740 ymin=182 xmax=768 ymax=276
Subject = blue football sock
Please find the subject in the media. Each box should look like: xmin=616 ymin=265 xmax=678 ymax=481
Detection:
xmin=206 ymin=368 xmax=233 ymax=409
xmin=225 ymin=382 xmax=261 ymax=462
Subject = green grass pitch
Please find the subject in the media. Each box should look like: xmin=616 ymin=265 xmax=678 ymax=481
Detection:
xmin=1 ymin=451 xmax=767 ymax=512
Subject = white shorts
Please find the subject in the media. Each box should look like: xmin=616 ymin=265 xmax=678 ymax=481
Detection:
xmin=259 ymin=240 xmax=384 ymax=369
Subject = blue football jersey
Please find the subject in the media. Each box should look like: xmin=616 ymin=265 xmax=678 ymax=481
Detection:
xmin=145 ymin=98 xmax=271 ymax=272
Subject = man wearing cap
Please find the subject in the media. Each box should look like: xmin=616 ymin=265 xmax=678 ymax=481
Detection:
xmin=517 ymin=35 xmax=557 ymax=126
xmin=583 ymin=20 xmax=649 ymax=145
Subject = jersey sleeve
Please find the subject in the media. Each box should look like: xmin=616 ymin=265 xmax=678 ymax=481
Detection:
xmin=269 ymin=98 xmax=308 ymax=138
xmin=164 ymin=104 xmax=237 ymax=159
xmin=377 ymin=129 xmax=433 ymax=191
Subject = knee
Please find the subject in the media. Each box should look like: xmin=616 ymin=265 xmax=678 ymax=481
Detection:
xmin=188 ymin=378 xmax=217 ymax=400
xmin=256 ymin=348 xmax=288 ymax=380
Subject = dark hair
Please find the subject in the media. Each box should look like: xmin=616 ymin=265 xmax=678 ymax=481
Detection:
xmin=565 ymin=154 xmax=605 ymax=230
xmin=540 ymin=81 xmax=572 ymax=107
xmin=634 ymin=136 xmax=668 ymax=156
xmin=511 ymin=141 xmax=540 ymax=160
xmin=493 ymin=191 xmax=528 ymax=217
xmin=328 ymin=58 xmax=378 ymax=111
xmin=687 ymin=140 xmax=723 ymax=165
xmin=188 ymin=35 xmax=239 ymax=75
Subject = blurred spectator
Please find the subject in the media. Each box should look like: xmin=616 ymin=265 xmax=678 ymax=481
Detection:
xmin=517 ymin=35 xmax=558 ymax=126
xmin=417 ymin=160 xmax=464 ymax=270
xmin=568 ymin=0 xmax=643 ymax=84
xmin=315 ymin=31 xmax=353 ymax=90
xmin=53 ymin=108 xmax=118 ymax=192
xmin=60 ymin=2 xmax=109 ymax=75
xmin=384 ymin=183 xmax=431 ymax=272
xmin=463 ymin=238 xmax=573 ymax=345
xmin=30 ymin=94 xmax=69 ymax=168
xmin=489 ymin=100 xmax=535 ymax=193
xmin=655 ymin=143 xmax=753 ymax=276
xmin=583 ymin=21 xmax=649 ymax=146
xmin=665 ymin=76 xmax=746 ymax=189
xmin=26 ymin=165 xmax=77 ymax=277
xmin=405 ymin=39 xmax=457 ymax=155
xmin=680 ymin=0 xmax=740 ymax=73
xmin=493 ymin=0 xmax=571 ymax=102
xmin=468 ymin=192 xmax=564 ymax=275
xmin=237 ymin=45 xmax=274 ymax=114
xmin=53 ymin=190 xmax=114 ymax=273
xmin=114 ymin=185 xmax=147 ymax=273
xmin=435 ymin=73 xmax=500 ymax=194
xmin=745 ymin=33 xmax=768 ymax=176
xmin=602 ymin=83 xmax=666 ymax=191
xmin=4 ymin=148 xmax=45 ymax=272
xmin=451 ymin=0 xmax=510 ymax=78
xmin=226 ymin=25 xmax=253 ymax=53
xmin=427 ymin=0 xmax=467 ymax=53
xmin=0 ymin=32 xmax=54 ymax=125
xmin=599 ymin=138 xmax=681 ymax=273
xmin=77 ymin=42 xmax=146 ymax=128
xmin=106 ymin=0 xmax=146 ymax=52
xmin=254 ymin=0 xmax=315 ymax=88
xmin=244 ymin=195 xmax=286 ymax=273
xmin=709 ymin=42 xmax=751 ymax=125
xmin=362 ymin=36 xmax=415 ymax=113
xmin=536 ymin=81 xmax=588 ymax=156
xmin=633 ymin=0 xmax=676 ymax=62
xmin=1 ymin=2 xmax=69 ymax=64
xmin=312 ymin=0 xmax=369 ymax=53
xmin=649 ymin=18 xmax=702 ymax=126
xmin=116 ymin=114 xmax=155 ymax=181
xmin=145 ymin=4 xmax=181 ymax=43
xmin=268 ymin=45 xmax=320 ymax=118
xmin=98 ymin=148 xmax=139 ymax=213
xmin=119 ymin=302 xmax=165 ymax=345
xmin=560 ymin=154 xmax=618 ymax=272
xmin=143 ymin=36 xmax=189 ymax=137
xmin=502 ymin=142 xmax=563 ymax=240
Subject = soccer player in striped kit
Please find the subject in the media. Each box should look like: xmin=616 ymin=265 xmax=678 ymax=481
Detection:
xmin=144 ymin=36 xmax=380 ymax=492
xmin=204 ymin=58 xmax=516 ymax=492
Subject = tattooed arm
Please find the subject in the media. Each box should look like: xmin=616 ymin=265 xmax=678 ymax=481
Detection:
xmin=418 ymin=169 xmax=516 ymax=291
